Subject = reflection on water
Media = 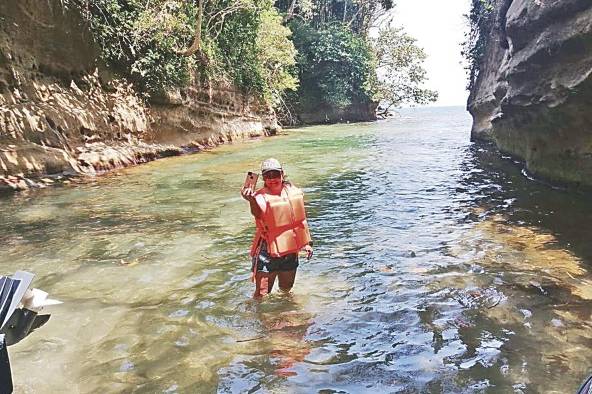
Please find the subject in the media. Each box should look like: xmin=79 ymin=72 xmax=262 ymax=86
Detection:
xmin=1 ymin=107 xmax=592 ymax=392
xmin=218 ymin=295 xmax=313 ymax=392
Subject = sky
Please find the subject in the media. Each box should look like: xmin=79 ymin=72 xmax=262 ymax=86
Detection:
xmin=390 ymin=0 xmax=471 ymax=107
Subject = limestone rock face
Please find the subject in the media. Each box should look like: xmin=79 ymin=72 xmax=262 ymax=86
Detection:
xmin=149 ymin=83 xmax=279 ymax=148
xmin=0 ymin=0 xmax=278 ymax=191
xmin=297 ymin=101 xmax=378 ymax=125
xmin=468 ymin=0 xmax=592 ymax=187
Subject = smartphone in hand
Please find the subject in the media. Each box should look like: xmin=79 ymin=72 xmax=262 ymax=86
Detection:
xmin=243 ymin=171 xmax=259 ymax=191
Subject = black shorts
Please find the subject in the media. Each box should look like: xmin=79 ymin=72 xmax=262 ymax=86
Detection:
xmin=252 ymin=241 xmax=299 ymax=273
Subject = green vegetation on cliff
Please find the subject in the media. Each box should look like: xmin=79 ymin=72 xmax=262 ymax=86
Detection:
xmin=65 ymin=0 xmax=435 ymax=120
xmin=462 ymin=0 xmax=495 ymax=91
xmin=65 ymin=0 xmax=295 ymax=101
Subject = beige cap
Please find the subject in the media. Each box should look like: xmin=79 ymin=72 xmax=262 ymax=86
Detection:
xmin=261 ymin=158 xmax=282 ymax=173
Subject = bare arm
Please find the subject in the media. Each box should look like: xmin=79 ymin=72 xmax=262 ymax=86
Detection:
xmin=299 ymin=187 xmax=314 ymax=259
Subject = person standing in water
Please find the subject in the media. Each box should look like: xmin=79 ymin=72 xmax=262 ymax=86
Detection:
xmin=241 ymin=158 xmax=313 ymax=298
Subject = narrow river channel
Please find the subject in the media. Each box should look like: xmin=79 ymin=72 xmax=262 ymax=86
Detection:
xmin=2 ymin=106 xmax=592 ymax=393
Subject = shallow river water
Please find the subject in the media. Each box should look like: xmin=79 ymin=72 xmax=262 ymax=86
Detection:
xmin=2 ymin=106 xmax=592 ymax=393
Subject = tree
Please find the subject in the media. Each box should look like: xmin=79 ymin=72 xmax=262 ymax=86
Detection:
xmin=175 ymin=0 xmax=256 ymax=65
xmin=281 ymin=0 xmax=313 ymax=22
xmin=66 ymin=0 xmax=297 ymax=102
xmin=276 ymin=0 xmax=394 ymax=34
xmin=175 ymin=0 xmax=205 ymax=58
xmin=374 ymin=26 xmax=438 ymax=113
xmin=256 ymin=8 xmax=298 ymax=104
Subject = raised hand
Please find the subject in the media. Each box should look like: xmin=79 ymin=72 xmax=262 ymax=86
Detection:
xmin=241 ymin=186 xmax=256 ymax=202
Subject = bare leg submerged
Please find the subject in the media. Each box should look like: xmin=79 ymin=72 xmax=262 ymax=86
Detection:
xmin=254 ymin=271 xmax=276 ymax=298
xmin=278 ymin=270 xmax=296 ymax=292
xmin=253 ymin=270 xmax=297 ymax=298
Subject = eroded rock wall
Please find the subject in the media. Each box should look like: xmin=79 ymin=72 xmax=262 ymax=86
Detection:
xmin=468 ymin=0 xmax=592 ymax=187
xmin=296 ymin=101 xmax=378 ymax=125
xmin=0 ymin=0 xmax=278 ymax=191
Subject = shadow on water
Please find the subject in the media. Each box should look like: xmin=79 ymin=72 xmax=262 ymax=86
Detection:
xmin=461 ymin=141 xmax=592 ymax=264
xmin=429 ymin=139 xmax=592 ymax=393
xmin=217 ymin=295 xmax=314 ymax=393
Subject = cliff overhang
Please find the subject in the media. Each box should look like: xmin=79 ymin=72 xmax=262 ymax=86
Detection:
xmin=467 ymin=0 xmax=592 ymax=188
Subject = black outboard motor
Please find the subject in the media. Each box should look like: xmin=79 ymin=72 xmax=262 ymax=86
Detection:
xmin=577 ymin=374 xmax=592 ymax=394
xmin=0 ymin=272 xmax=58 ymax=394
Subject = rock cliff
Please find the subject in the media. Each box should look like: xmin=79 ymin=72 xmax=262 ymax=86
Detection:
xmin=296 ymin=100 xmax=377 ymax=125
xmin=467 ymin=0 xmax=592 ymax=188
xmin=0 ymin=0 xmax=278 ymax=191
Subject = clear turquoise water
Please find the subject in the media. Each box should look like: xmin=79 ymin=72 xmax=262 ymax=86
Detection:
xmin=1 ymin=106 xmax=592 ymax=393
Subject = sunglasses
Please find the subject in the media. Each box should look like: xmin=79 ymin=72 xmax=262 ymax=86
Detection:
xmin=263 ymin=170 xmax=282 ymax=179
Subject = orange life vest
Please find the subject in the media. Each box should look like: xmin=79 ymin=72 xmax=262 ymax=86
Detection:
xmin=250 ymin=184 xmax=312 ymax=258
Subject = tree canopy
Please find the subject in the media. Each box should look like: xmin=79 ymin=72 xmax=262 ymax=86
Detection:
xmin=66 ymin=0 xmax=296 ymax=98
xmin=374 ymin=26 xmax=438 ymax=112
xmin=63 ymin=0 xmax=436 ymax=117
xmin=278 ymin=0 xmax=436 ymax=118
